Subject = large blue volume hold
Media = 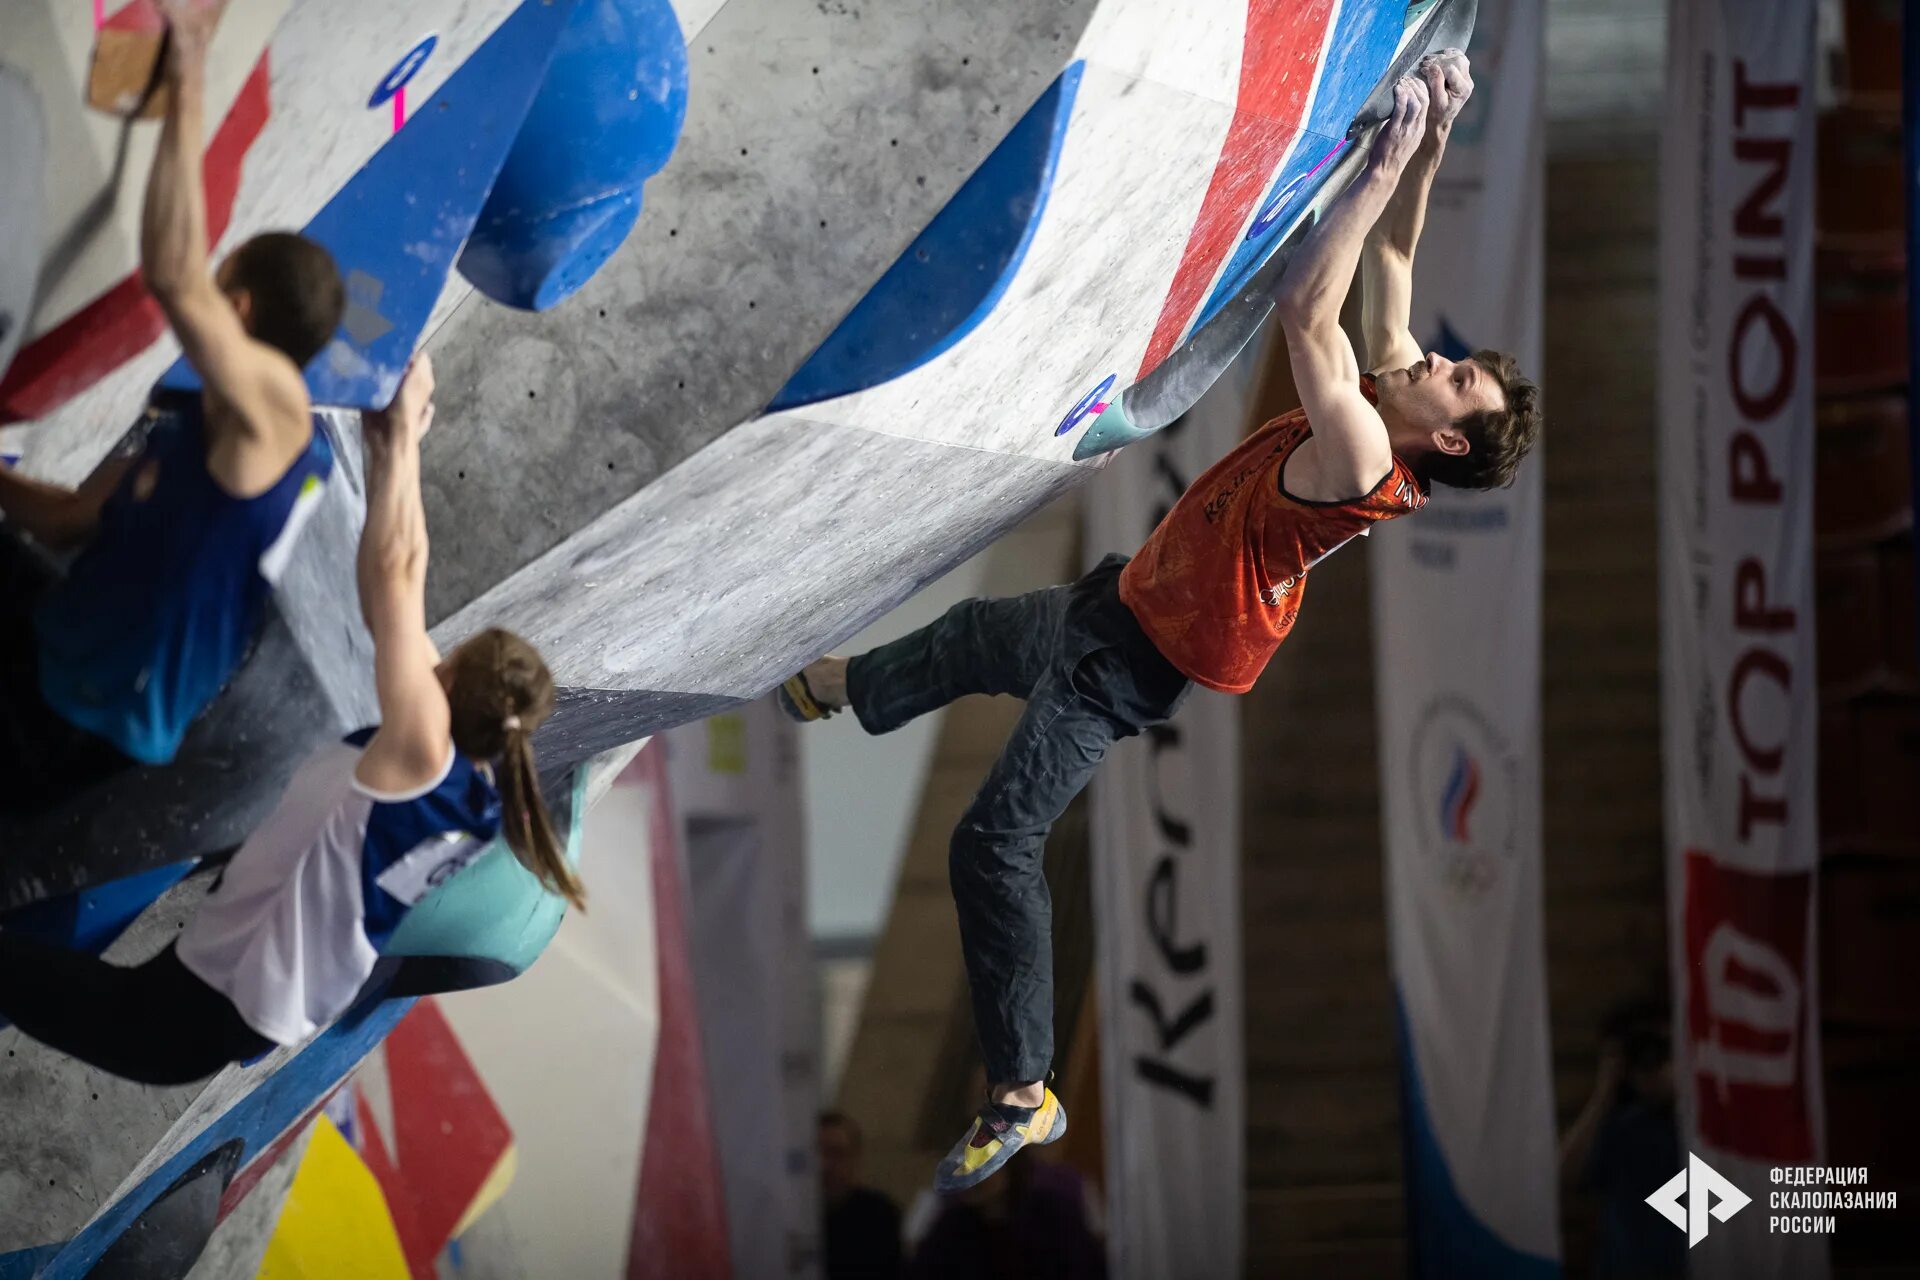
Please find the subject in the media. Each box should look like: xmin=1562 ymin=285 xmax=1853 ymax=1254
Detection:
xmin=458 ymin=0 xmax=690 ymax=312
xmin=768 ymin=64 xmax=1084 ymax=413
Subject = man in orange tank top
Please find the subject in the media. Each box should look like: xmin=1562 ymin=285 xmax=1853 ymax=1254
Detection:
xmin=779 ymin=51 xmax=1542 ymax=1192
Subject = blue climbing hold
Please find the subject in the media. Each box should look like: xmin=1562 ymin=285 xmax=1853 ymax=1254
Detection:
xmin=457 ymin=0 xmax=690 ymax=312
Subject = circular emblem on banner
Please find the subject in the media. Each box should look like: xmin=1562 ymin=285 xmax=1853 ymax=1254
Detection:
xmin=1054 ymin=374 xmax=1117 ymax=437
xmin=1409 ymin=694 xmax=1519 ymax=896
xmin=369 ymin=35 xmax=439 ymax=109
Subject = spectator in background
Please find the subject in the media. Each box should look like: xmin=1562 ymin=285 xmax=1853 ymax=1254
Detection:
xmin=821 ymin=1111 xmax=903 ymax=1280
xmin=1560 ymin=1002 xmax=1685 ymax=1280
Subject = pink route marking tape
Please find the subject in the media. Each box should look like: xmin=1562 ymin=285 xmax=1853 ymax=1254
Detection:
xmin=93 ymin=0 xmax=106 ymax=29
xmin=393 ymin=84 xmax=406 ymax=132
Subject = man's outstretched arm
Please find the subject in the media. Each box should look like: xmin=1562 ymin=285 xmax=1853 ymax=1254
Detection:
xmin=1360 ymin=51 xmax=1475 ymax=374
xmin=1270 ymin=75 xmax=1429 ymax=501
xmin=141 ymin=0 xmax=305 ymax=444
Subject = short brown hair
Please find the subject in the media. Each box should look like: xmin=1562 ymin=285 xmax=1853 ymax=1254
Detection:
xmin=224 ymin=232 xmax=345 ymax=369
xmin=1422 ymin=349 xmax=1541 ymax=491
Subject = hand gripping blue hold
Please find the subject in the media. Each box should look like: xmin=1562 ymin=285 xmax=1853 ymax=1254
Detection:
xmin=458 ymin=0 xmax=690 ymax=312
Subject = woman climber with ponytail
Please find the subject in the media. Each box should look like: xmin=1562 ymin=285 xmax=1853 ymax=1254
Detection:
xmin=0 ymin=356 xmax=581 ymax=1084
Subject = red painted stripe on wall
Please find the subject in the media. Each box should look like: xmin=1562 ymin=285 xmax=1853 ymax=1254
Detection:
xmin=1135 ymin=0 xmax=1336 ymax=378
xmin=0 ymin=53 xmax=271 ymax=423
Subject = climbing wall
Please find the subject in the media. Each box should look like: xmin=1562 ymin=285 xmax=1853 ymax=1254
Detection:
xmin=0 ymin=0 xmax=1453 ymax=1270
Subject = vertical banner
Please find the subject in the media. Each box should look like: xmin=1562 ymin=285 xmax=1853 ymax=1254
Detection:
xmin=1660 ymin=2 xmax=1828 ymax=1276
xmin=627 ymin=745 xmax=734 ymax=1280
xmin=1371 ymin=3 xmax=1561 ymax=1275
xmin=669 ymin=702 xmax=823 ymax=1280
xmin=1085 ymin=341 xmax=1246 ymax=1280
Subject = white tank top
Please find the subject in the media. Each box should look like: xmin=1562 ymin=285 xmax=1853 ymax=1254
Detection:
xmin=176 ymin=729 xmax=501 ymax=1044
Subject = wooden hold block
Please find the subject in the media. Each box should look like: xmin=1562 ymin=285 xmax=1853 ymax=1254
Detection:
xmin=86 ymin=1 xmax=230 ymax=120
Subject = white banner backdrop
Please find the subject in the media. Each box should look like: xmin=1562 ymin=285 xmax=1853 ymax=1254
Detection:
xmin=1659 ymin=2 xmax=1828 ymax=1275
xmin=669 ymin=702 xmax=823 ymax=1280
xmin=1369 ymin=3 xmax=1560 ymax=1274
xmin=1084 ymin=338 xmax=1247 ymax=1280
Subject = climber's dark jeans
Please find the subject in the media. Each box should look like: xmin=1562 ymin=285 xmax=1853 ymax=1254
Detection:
xmin=846 ymin=555 xmax=1190 ymax=1085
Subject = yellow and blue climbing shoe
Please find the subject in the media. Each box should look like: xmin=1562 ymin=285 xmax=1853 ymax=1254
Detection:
xmin=934 ymin=1088 xmax=1067 ymax=1193
xmin=776 ymin=670 xmax=835 ymax=723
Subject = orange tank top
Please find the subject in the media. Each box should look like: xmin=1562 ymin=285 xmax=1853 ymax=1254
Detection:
xmin=1119 ymin=405 xmax=1427 ymax=694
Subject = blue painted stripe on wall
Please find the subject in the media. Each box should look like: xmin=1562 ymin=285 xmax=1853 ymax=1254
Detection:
xmin=1393 ymin=992 xmax=1561 ymax=1280
xmin=1192 ymin=0 xmax=1406 ymax=336
xmin=0 ymin=861 xmax=195 ymax=954
xmin=767 ymin=63 xmax=1085 ymax=413
xmin=37 ymin=995 xmax=414 ymax=1278
xmin=0 ymin=1245 xmax=63 ymax=1280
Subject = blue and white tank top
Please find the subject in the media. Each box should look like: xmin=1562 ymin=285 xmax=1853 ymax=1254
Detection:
xmin=33 ymin=390 xmax=333 ymax=764
xmin=176 ymin=728 xmax=502 ymax=1045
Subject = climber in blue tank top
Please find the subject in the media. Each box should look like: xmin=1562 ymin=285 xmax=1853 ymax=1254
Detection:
xmin=0 ymin=355 xmax=585 ymax=1085
xmin=0 ymin=0 xmax=344 ymax=813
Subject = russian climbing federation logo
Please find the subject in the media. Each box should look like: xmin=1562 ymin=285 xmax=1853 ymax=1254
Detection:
xmin=1648 ymin=1153 xmax=1752 ymax=1247
xmin=1410 ymin=695 xmax=1516 ymax=895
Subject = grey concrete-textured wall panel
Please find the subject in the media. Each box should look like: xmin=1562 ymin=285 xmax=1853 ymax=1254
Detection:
xmin=433 ymin=414 xmax=1087 ymax=706
xmin=418 ymin=0 xmax=1103 ymax=620
xmin=0 ymin=870 xmax=219 ymax=1251
xmin=538 ymin=688 xmax=745 ymax=777
xmin=756 ymin=61 xmax=1250 ymax=464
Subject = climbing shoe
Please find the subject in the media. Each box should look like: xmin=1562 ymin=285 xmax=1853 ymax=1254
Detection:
xmin=776 ymin=670 xmax=836 ymax=723
xmin=934 ymin=1088 xmax=1067 ymax=1193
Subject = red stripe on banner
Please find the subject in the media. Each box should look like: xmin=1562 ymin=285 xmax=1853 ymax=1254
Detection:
xmin=626 ymin=746 xmax=732 ymax=1280
xmin=1135 ymin=0 xmax=1335 ymax=378
xmin=1683 ymin=851 xmax=1817 ymax=1164
xmin=0 ymin=53 xmax=271 ymax=423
